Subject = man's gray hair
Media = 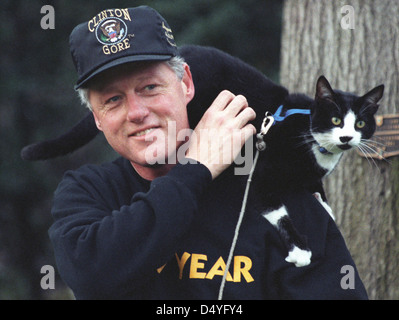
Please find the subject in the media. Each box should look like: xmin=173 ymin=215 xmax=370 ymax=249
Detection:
xmin=78 ymin=56 xmax=186 ymax=111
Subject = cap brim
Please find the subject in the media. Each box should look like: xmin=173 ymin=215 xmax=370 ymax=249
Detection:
xmin=74 ymin=54 xmax=173 ymax=90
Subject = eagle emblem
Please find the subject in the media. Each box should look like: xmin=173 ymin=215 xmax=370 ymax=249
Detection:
xmin=96 ymin=17 xmax=127 ymax=45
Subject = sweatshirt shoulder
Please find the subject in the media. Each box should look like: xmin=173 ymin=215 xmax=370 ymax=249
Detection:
xmin=55 ymin=157 xmax=141 ymax=198
xmin=56 ymin=158 xmax=212 ymax=198
xmin=61 ymin=157 xmax=133 ymax=183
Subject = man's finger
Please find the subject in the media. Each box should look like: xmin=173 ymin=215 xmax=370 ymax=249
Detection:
xmin=234 ymin=106 xmax=256 ymax=129
xmin=208 ymin=90 xmax=236 ymax=112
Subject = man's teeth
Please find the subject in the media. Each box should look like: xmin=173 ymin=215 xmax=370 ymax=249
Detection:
xmin=133 ymin=128 xmax=155 ymax=137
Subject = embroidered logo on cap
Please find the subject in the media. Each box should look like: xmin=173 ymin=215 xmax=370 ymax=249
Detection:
xmin=162 ymin=22 xmax=176 ymax=47
xmin=96 ymin=17 xmax=128 ymax=45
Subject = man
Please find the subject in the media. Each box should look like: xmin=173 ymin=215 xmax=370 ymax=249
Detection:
xmin=49 ymin=6 xmax=368 ymax=299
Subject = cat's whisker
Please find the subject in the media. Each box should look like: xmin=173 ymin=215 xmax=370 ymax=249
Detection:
xmin=296 ymin=139 xmax=313 ymax=148
xmin=363 ymin=139 xmax=390 ymax=163
xmin=359 ymin=141 xmax=380 ymax=154
xmin=321 ymin=140 xmax=336 ymax=152
xmin=362 ymin=138 xmax=386 ymax=148
xmin=359 ymin=143 xmax=382 ymax=158
xmin=295 ymin=134 xmax=315 ymax=148
xmin=357 ymin=140 xmax=391 ymax=165
xmin=357 ymin=144 xmax=379 ymax=169
xmin=358 ymin=140 xmax=380 ymax=155
xmin=360 ymin=139 xmax=389 ymax=158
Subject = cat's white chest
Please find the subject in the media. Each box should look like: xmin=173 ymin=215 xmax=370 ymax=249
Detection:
xmin=312 ymin=146 xmax=343 ymax=175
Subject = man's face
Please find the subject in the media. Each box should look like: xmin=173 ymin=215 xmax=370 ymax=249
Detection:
xmin=88 ymin=61 xmax=194 ymax=178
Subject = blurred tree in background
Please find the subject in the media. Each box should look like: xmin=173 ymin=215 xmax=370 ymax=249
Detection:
xmin=280 ymin=0 xmax=399 ymax=299
xmin=0 ymin=0 xmax=283 ymax=299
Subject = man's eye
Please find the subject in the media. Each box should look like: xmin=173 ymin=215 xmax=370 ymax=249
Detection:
xmin=145 ymin=84 xmax=157 ymax=91
xmin=106 ymin=96 xmax=121 ymax=104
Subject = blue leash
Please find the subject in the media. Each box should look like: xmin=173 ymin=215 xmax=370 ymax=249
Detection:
xmin=272 ymin=105 xmax=311 ymax=123
xmin=272 ymin=105 xmax=332 ymax=155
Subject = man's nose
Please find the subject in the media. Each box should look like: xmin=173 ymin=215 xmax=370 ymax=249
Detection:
xmin=126 ymin=96 xmax=149 ymax=123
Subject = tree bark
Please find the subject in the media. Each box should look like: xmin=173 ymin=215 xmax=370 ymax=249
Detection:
xmin=280 ymin=0 xmax=399 ymax=299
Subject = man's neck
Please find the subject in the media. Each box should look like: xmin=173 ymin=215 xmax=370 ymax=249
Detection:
xmin=131 ymin=162 xmax=177 ymax=181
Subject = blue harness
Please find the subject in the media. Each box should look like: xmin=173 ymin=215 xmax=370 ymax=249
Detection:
xmin=272 ymin=105 xmax=332 ymax=155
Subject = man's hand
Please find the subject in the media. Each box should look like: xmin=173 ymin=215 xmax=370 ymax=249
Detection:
xmin=185 ymin=90 xmax=256 ymax=179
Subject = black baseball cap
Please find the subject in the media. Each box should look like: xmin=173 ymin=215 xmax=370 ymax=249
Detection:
xmin=70 ymin=6 xmax=179 ymax=89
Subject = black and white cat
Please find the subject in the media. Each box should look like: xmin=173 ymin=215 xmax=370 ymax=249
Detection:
xmin=21 ymin=45 xmax=384 ymax=267
xmin=253 ymin=75 xmax=384 ymax=266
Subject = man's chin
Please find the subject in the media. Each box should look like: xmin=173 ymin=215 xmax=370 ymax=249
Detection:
xmin=144 ymin=162 xmax=164 ymax=168
xmin=138 ymin=155 xmax=173 ymax=168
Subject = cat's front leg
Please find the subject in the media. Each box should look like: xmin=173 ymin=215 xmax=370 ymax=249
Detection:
xmin=262 ymin=205 xmax=312 ymax=267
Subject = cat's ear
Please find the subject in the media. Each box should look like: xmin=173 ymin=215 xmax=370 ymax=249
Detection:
xmin=362 ymin=84 xmax=384 ymax=105
xmin=361 ymin=84 xmax=384 ymax=115
xmin=315 ymin=76 xmax=335 ymax=101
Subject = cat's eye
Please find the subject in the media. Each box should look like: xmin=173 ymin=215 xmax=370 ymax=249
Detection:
xmin=356 ymin=120 xmax=366 ymax=128
xmin=331 ymin=117 xmax=342 ymax=126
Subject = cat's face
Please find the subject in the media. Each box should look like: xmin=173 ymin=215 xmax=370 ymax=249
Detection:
xmin=310 ymin=76 xmax=384 ymax=155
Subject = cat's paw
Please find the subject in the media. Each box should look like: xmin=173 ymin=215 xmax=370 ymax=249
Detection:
xmin=285 ymin=246 xmax=312 ymax=267
xmin=313 ymin=192 xmax=335 ymax=220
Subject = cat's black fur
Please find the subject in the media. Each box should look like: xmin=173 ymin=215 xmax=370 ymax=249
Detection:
xmin=21 ymin=45 xmax=384 ymax=266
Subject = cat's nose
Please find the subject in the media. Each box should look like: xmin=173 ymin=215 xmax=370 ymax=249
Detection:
xmin=340 ymin=136 xmax=353 ymax=143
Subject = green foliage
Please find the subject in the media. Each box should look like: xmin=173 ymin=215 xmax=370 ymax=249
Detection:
xmin=0 ymin=0 xmax=283 ymax=299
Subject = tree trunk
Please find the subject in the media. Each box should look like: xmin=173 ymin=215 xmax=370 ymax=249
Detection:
xmin=280 ymin=0 xmax=399 ymax=299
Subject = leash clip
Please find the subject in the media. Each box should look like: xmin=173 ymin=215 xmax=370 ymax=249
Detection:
xmin=256 ymin=112 xmax=274 ymax=151
xmin=260 ymin=112 xmax=274 ymax=136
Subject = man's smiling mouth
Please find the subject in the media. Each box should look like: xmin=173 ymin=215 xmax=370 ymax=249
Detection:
xmin=131 ymin=127 xmax=160 ymax=137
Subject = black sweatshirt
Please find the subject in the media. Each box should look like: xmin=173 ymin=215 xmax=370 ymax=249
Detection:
xmin=49 ymin=156 xmax=368 ymax=299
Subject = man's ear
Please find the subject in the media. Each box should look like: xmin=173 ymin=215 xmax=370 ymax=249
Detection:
xmin=92 ymin=111 xmax=103 ymax=131
xmin=182 ymin=63 xmax=195 ymax=104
